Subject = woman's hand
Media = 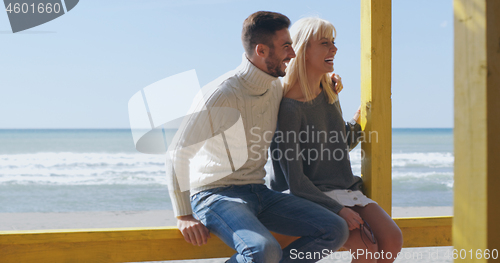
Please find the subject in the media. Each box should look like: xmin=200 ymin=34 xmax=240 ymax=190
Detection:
xmin=331 ymin=73 xmax=343 ymax=94
xmin=338 ymin=207 xmax=364 ymax=230
xmin=353 ymin=106 xmax=361 ymax=124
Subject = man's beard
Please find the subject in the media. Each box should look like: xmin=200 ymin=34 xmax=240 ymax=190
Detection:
xmin=265 ymin=49 xmax=286 ymax=77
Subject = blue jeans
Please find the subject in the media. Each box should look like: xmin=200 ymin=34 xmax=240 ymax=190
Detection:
xmin=191 ymin=184 xmax=348 ymax=263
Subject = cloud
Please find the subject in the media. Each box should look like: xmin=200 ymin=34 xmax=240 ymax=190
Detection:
xmin=440 ymin=21 xmax=447 ymax=28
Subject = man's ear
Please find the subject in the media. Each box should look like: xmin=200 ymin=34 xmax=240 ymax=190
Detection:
xmin=254 ymin=44 xmax=268 ymax=58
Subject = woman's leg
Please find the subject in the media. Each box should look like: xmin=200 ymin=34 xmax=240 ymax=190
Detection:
xmin=348 ymin=203 xmax=403 ymax=263
xmin=342 ymin=224 xmax=378 ymax=262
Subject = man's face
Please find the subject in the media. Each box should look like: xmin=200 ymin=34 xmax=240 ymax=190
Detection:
xmin=265 ymin=28 xmax=296 ymax=77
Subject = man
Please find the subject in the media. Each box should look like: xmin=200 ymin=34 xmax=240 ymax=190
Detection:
xmin=166 ymin=11 xmax=348 ymax=263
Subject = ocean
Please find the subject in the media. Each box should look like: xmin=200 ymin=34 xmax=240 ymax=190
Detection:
xmin=0 ymin=128 xmax=453 ymax=213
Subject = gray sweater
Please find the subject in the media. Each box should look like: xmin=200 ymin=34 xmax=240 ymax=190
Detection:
xmin=270 ymin=90 xmax=362 ymax=214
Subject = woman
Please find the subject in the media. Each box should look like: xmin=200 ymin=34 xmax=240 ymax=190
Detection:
xmin=271 ymin=17 xmax=403 ymax=262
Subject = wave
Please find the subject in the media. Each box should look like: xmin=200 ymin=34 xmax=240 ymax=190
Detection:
xmin=349 ymin=150 xmax=454 ymax=189
xmin=392 ymin=152 xmax=453 ymax=168
xmin=0 ymin=152 xmax=166 ymax=185
xmin=1 ymin=151 xmax=454 ymax=186
xmin=349 ymin=150 xmax=453 ymax=168
xmin=392 ymin=171 xmax=454 ymax=188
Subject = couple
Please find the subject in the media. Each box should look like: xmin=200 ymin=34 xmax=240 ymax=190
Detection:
xmin=166 ymin=11 xmax=402 ymax=263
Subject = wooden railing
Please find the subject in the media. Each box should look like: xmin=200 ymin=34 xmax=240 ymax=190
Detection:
xmin=0 ymin=216 xmax=451 ymax=263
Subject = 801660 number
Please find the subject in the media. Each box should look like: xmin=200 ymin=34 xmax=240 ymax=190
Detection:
xmin=5 ymin=2 xmax=61 ymax=14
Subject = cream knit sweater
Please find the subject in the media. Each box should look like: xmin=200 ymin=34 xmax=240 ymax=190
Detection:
xmin=166 ymin=55 xmax=283 ymax=217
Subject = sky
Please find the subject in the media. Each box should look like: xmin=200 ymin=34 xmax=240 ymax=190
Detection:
xmin=0 ymin=0 xmax=453 ymax=129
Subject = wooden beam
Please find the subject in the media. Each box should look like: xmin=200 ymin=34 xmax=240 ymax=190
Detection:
xmin=0 ymin=227 xmax=234 ymax=263
xmin=454 ymin=0 xmax=500 ymax=262
xmin=395 ymin=217 xmax=452 ymax=248
xmin=0 ymin=217 xmax=451 ymax=263
xmin=360 ymin=0 xmax=392 ymax=215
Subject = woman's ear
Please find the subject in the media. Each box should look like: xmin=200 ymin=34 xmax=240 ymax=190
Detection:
xmin=254 ymin=44 xmax=269 ymax=58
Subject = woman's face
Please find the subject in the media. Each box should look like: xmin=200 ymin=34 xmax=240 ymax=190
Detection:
xmin=305 ymin=37 xmax=337 ymax=75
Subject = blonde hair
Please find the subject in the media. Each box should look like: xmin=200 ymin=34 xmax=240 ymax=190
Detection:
xmin=284 ymin=17 xmax=338 ymax=104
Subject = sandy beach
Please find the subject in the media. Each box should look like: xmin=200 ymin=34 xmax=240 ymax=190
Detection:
xmin=0 ymin=206 xmax=452 ymax=231
xmin=0 ymin=207 xmax=453 ymax=263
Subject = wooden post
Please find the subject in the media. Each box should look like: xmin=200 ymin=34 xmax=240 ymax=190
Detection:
xmin=454 ymin=0 xmax=500 ymax=262
xmin=360 ymin=0 xmax=392 ymax=215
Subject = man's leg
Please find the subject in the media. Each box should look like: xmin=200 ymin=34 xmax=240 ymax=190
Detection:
xmin=191 ymin=185 xmax=282 ymax=263
xmin=255 ymin=185 xmax=349 ymax=263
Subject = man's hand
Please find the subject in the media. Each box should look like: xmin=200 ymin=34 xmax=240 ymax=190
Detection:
xmin=177 ymin=214 xmax=211 ymax=246
xmin=338 ymin=207 xmax=363 ymax=231
xmin=331 ymin=73 xmax=343 ymax=94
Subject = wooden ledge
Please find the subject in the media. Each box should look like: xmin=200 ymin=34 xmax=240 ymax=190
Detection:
xmin=0 ymin=216 xmax=452 ymax=262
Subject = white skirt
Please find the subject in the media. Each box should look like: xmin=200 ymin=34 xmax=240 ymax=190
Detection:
xmin=323 ymin=189 xmax=377 ymax=207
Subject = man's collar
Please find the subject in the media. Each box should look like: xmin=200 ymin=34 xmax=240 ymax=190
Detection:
xmin=236 ymin=53 xmax=278 ymax=95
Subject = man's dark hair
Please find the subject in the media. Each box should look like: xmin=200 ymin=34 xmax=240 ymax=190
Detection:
xmin=242 ymin=11 xmax=291 ymax=56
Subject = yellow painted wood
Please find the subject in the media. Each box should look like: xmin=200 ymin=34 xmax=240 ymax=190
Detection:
xmin=454 ymin=0 xmax=500 ymax=262
xmin=0 ymin=227 xmax=182 ymax=245
xmin=0 ymin=217 xmax=452 ymax=262
xmin=394 ymin=217 xmax=452 ymax=248
xmin=0 ymin=227 xmax=235 ymax=262
xmin=360 ymin=0 xmax=392 ymax=215
xmin=394 ymin=216 xmax=452 ymax=228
